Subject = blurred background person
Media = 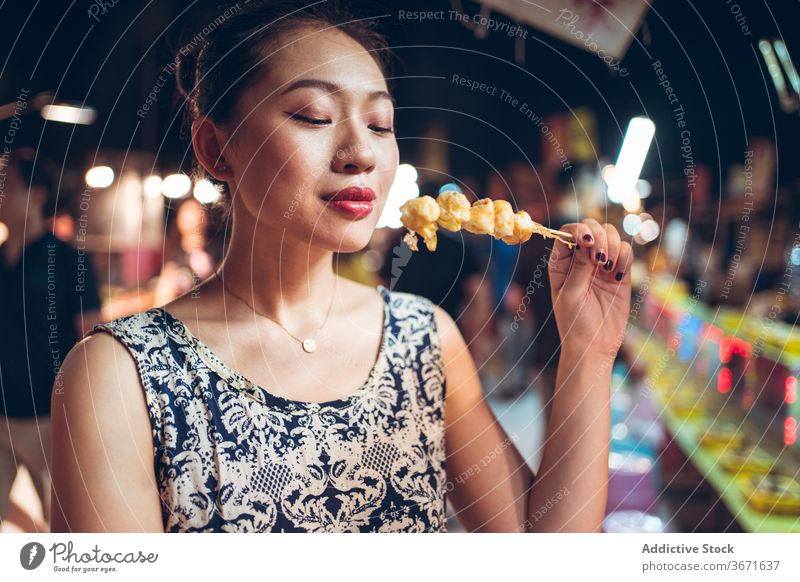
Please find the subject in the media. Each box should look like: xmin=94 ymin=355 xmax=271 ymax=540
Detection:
xmin=511 ymin=162 xmax=572 ymax=413
xmin=0 ymin=149 xmax=102 ymax=530
xmin=152 ymin=198 xmax=218 ymax=306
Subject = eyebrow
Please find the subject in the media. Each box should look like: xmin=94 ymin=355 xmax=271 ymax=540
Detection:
xmin=279 ymin=78 xmax=395 ymax=105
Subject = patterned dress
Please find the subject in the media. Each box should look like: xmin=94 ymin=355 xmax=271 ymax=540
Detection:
xmin=88 ymin=286 xmax=448 ymax=532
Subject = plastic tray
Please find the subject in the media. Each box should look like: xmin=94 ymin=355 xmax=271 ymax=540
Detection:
xmin=740 ymin=473 xmax=800 ymax=515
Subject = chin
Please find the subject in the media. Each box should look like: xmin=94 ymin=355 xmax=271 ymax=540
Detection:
xmin=312 ymin=222 xmax=376 ymax=254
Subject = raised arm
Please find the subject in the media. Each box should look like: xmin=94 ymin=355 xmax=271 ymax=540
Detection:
xmin=440 ymin=218 xmax=632 ymax=533
xmin=528 ymin=218 xmax=632 ymax=532
xmin=50 ymin=333 xmax=164 ymax=532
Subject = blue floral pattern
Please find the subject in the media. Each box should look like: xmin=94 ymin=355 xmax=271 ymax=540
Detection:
xmin=88 ymin=286 xmax=447 ymax=532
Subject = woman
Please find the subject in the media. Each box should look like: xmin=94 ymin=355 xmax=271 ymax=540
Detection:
xmin=51 ymin=1 xmax=632 ymax=533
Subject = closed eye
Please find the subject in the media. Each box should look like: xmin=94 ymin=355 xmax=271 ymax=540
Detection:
xmin=287 ymin=112 xmax=331 ymax=126
xmin=369 ymin=125 xmax=394 ymax=134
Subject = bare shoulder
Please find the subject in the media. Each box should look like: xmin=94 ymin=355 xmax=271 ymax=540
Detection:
xmin=432 ymin=304 xmax=483 ymax=406
xmin=52 ymin=332 xmax=147 ymax=440
xmin=50 ymin=331 xmax=163 ymax=532
xmin=432 ymin=304 xmax=463 ymax=358
xmin=56 ymin=330 xmax=142 ymax=398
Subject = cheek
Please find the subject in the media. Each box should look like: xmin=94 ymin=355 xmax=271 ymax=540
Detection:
xmin=376 ymin=143 xmax=400 ymax=201
xmin=270 ymin=129 xmax=329 ymax=174
xmin=236 ymin=126 xmax=330 ymax=213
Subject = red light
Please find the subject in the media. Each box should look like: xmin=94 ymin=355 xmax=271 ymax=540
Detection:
xmin=705 ymin=324 xmax=723 ymax=343
xmin=720 ymin=337 xmax=751 ymax=363
xmin=784 ymin=417 xmax=797 ymax=446
xmin=732 ymin=337 xmax=751 ymax=357
xmin=786 ymin=376 xmax=798 ymax=404
xmin=720 ymin=337 xmax=733 ymax=363
xmin=718 ymin=368 xmax=732 ymax=394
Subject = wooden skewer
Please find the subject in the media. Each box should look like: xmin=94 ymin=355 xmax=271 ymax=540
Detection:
xmin=545 ymin=226 xmax=574 ymax=240
xmin=545 ymin=226 xmax=576 ymax=246
xmin=404 ymin=223 xmax=576 ymax=251
xmin=531 ymin=223 xmax=576 ymax=248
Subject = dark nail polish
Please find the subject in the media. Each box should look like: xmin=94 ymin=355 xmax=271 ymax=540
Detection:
xmin=583 ymin=234 xmax=593 ymax=243
xmin=604 ymin=259 xmax=614 ymax=271
xmin=596 ymin=251 xmax=606 ymax=263
xmin=615 ymin=272 xmax=623 ymax=281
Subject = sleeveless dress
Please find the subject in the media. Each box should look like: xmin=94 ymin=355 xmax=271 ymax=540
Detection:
xmin=87 ymin=286 xmax=448 ymax=532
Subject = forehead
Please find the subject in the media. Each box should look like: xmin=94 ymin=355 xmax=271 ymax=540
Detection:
xmin=261 ymin=26 xmax=388 ymax=96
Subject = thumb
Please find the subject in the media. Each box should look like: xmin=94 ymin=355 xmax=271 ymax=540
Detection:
xmin=548 ymin=221 xmax=597 ymax=295
xmin=561 ymin=243 xmax=602 ymax=300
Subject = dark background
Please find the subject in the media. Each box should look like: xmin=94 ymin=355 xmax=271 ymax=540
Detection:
xmin=1 ymin=0 xmax=798 ymax=202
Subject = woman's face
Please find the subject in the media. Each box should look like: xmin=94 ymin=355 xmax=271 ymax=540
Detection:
xmin=222 ymin=26 xmax=398 ymax=253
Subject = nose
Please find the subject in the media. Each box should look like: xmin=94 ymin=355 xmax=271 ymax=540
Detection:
xmin=330 ymin=119 xmax=376 ymax=175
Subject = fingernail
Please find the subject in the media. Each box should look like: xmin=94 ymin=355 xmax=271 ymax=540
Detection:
xmin=604 ymin=259 xmax=614 ymax=271
xmin=596 ymin=250 xmax=606 ymax=263
xmin=615 ymin=272 xmax=623 ymax=281
xmin=583 ymin=234 xmax=593 ymax=243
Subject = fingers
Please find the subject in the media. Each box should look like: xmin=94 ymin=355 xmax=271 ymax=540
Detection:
xmin=581 ymin=218 xmax=608 ymax=268
xmin=614 ymin=241 xmax=634 ymax=283
xmin=601 ymin=223 xmax=622 ymax=277
xmin=556 ymin=218 xmax=604 ymax=294
xmin=550 ymin=219 xmax=632 ymax=292
xmin=549 ymin=222 xmax=590 ymax=267
xmin=548 ymin=222 xmax=590 ymax=297
xmin=549 ymin=219 xmax=633 ymax=292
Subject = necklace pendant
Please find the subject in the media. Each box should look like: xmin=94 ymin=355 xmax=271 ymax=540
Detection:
xmin=302 ymin=338 xmax=317 ymax=353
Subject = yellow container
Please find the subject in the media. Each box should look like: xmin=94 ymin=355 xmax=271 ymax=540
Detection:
xmin=669 ymin=401 xmax=708 ymax=420
xmin=762 ymin=322 xmax=800 ymax=354
xmin=717 ymin=445 xmax=776 ymax=474
xmin=666 ymin=388 xmax=707 ymax=419
xmin=740 ymin=473 xmax=800 ymax=515
xmin=699 ymin=423 xmax=744 ymax=449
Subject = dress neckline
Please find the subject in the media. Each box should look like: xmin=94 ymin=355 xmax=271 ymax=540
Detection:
xmin=153 ymin=285 xmax=391 ymax=411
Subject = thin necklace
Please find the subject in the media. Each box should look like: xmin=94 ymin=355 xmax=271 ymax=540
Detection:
xmin=214 ymin=271 xmax=336 ymax=353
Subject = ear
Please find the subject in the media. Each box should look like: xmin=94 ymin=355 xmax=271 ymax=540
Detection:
xmin=191 ymin=117 xmax=235 ymax=181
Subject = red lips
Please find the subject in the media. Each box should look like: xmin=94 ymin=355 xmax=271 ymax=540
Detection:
xmin=322 ymin=186 xmax=376 ymax=219
xmin=322 ymin=186 xmax=376 ymax=202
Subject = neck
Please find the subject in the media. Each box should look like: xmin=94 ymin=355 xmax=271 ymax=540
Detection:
xmin=215 ymin=206 xmax=339 ymax=327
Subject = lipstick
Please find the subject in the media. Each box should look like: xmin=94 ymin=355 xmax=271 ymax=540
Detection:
xmin=322 ymin=186 xmax=376 ymax=219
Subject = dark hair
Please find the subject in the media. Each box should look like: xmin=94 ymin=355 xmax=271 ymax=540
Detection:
xmin=173 ymin=0 xmax=393 ymax=208
xmin=2 ymin=148 xmax=58 ymax=218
